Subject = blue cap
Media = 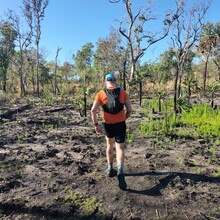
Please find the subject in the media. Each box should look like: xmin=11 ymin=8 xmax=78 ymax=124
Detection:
xmin=105 ymin=73 xmax=115 ymax=81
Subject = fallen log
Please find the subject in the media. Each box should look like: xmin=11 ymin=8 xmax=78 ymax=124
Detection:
xmin=45 ymin=107 xmax=67 ymax=113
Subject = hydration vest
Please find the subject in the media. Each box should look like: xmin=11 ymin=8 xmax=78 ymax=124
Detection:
xmin=102 ymin=87 xmax=124 ymax=114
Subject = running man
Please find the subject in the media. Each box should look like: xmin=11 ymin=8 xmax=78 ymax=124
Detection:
xmin=91 ymin=73 xmax=132 ymax=190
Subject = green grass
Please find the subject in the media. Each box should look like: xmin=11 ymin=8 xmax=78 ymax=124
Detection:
xmin=213 ymin=204 xmax=220 ymax=212
xmin=64 ymin=191 xmax=102 ymax=214
xmin=181 ymin=104 xmax=220 ymax=137
xmin=138 ymin=111 xmax=180 ymax=136
xmin=42 ymin=89 xmax=55 ymax=105
xmin=139 ymin=102 xmax=220 ymax=139
xmin=142 ymin=98 xmax=173 ymax=113
xmin=127 ymin=131 xmax=135 ymax=144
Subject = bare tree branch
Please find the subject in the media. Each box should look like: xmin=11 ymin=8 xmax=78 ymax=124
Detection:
xmin=118 ymin=0 xmax=180 ymax=80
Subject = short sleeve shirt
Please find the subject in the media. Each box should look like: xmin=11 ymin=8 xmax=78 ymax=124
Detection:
xmin=94 ymin=86 xmax=129 ymax=124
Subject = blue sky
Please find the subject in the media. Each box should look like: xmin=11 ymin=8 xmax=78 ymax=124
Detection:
xmin=0 ymin=0 xmax=219 ymax=65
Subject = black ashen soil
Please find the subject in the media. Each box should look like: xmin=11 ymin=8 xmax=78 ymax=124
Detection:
xmin=0 ymin=102 xmax=220 ymax=220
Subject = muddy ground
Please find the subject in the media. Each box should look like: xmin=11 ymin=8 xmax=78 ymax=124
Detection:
xmin=0 ymin=98 xmax=220 ymax=220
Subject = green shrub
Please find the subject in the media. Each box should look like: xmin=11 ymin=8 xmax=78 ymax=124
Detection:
xmin=42 ymin=89 xmax=55 ymax=105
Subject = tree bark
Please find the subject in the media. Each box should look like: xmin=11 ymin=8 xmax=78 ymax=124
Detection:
xmin=19 ymin=69 xmax=26 ymax=97
xmin=123 ymin=60 xmax=127 ymax=91
xmin=2 ymin=68 xmax=7 ymax=92
xmin=139 ymin=80 xmax=142 ymax=106
xmin=203 ymin=54 xmax=209 ymax=94
xmin=174 ymin=69 xmax=179 ymax=114
xmin=84 ymin=93 xmax=87 ymax=117
xmin=54 ymin=47 xmax=62 ymax=95
xmin=36 ymin=43 xmax=40 ymax=97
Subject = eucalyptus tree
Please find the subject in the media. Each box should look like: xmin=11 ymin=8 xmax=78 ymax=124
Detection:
xmin=170 ymin=0 xmax=210 ymax=113
xmin=23 ymin=0 xmax=49 ymax=97
xmin=137 ymin=61 xmax=151 ymax=106
xmin=73 ymin=43 xmax=94 ymax=117
xmin=39 ymin=60 xmax=50 ymax=89
xmin=116 ymin=0 xmax=179 ymax=81
xmin=47 ymin=60 xmax=56 ymax=91
xmin=212 ymin=23 xmax=220 ymax=79
xmin=198 ymin=22 xmax=220 ymax=89
xmin=159 ymin=48 xmax=177 ymax=84
xmin=26 ymin=48 xmax=37 ymax=94
xmin=73 ymin=42 xmax=94 ymax=86
xmin=213 ymin=44 xmax=220 ymax=80
xmin=109 ymin=0 xmax=180 ymax=106
xmin=94 ymin=31 xmax=125 ymax=84
xmin=0 ymin=21 xmax=17 ymax=92
xmin=6 ymin=9 xmax=32 ymax=97
xmin=59 ymin=61 xmax=74 ymax=81
xmin=160 ymin=45 xmax=196 ymax=109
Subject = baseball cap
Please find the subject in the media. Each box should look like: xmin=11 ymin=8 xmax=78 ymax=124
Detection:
xmin=105 ymin=73 xmax=115 ymax=81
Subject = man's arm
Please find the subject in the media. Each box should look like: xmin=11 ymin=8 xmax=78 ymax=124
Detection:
xmin=90 ymin=100 xmax=102 ymax=134
xmin=124 ymin=98 xmax=132 ymax=119
xmin=91 ymin=101 xmax=100 ymax=124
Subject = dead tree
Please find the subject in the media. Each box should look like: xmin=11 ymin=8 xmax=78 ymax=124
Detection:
xmin=171 ymin=0 xmax=210 ymax=114
xmin=54 ymin=46 xmax=62 ymax=95
xmin=23 ymin=0 xmax=49 ymax=97
xmin=7 ymin=10 xmax=32 ymax=97
xmin=118 ymin=0 xmax=179 ymax=81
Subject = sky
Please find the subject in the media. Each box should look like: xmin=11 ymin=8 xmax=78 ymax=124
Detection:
xmin=0 ymin=0 xmax=219 ymax=66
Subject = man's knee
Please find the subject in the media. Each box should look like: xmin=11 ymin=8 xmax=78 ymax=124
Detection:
xmin=116 ymin=143 xmax=125 ymax=150
xmin=107 ymin=148 xmax=112 ymax=155
xmin=106 ymin=142 xmax=114 ymax=152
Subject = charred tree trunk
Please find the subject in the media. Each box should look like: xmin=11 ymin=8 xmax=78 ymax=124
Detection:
xmin=188 ymin=84 xmax=191 ymax=105
xmin=20 ymin=70 xmax=26 ymax=97
xmin=84 ymin=93 xmax=87 ymax=117
xmin=178 ymin=74 xmax=182 ymax=98
xmin=174 ymin=69 xmax=179 ymax=114
xmin=2 ymin=68 xmax=7 ymax=93
xmin=123 ymin=60 xmax=126 ymax=91
xmin=31 ymin=63 xmax=35 ymax=95
xmin=203 ymin=55 xmax=209 ymax=94
xmin=36 ymin=43 xmax=40 ymax=97
xmin=139 ymin=80 xmax=142 ymax=106
xmin=158 ymin=97 xmax=162 ymax=112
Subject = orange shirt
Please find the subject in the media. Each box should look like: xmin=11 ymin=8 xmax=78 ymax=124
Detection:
xmin=94 ymin=86 xmax=129 ymax=124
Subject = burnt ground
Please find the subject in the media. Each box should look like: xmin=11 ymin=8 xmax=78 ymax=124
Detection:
xmin=0 ymin=99 xmax=220 ymax=220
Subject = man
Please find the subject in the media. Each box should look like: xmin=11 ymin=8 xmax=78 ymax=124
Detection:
xmin=91 ymin=73 xmax=132 ymax=190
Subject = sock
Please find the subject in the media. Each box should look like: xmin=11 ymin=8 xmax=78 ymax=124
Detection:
xmin=108 ymin=163 xmax=113 ymax=169
xmin=118 ymin=165 xmax=124 ymax=172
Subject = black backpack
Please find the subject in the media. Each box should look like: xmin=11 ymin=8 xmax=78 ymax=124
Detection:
xmin=102 ymin=87 xmax=124 ymax=114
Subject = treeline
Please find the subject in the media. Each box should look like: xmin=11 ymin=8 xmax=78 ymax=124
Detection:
xmin=0 ymin=0 xmax=220 ymax=113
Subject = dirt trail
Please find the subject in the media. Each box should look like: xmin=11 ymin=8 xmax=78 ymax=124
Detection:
xmin=0 ymin=101 xmax=220 ymax=220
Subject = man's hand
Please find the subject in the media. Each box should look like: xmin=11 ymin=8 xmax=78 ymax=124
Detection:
xmin=95 ymin=124 xmax=102 ymax=134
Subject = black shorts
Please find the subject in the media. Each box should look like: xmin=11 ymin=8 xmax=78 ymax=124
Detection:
xmin=103 ymin=121 xmax=126 ymax=143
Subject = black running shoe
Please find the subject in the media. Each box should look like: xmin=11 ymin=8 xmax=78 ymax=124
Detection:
xmin=117 ymin=172 xmax=127 ymax=190
xmin=105 ymin=168 xmax=114 ymax=177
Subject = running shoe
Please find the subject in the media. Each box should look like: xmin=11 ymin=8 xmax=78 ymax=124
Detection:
xmin=117 ymin=171 xmax=127 ymax=190
xmin=105 ymin=168 xmax=114 ymax=177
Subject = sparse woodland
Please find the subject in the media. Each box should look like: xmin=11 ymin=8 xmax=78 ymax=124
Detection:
xmin=0 ymin=0 xmax=220 ymax=220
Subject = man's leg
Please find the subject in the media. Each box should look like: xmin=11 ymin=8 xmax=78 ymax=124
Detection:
xmin=116 ymin=142 xmax=127 ymax=190
xmin=115 ymin=142 xmax=125 ymax=171
xmin=105 ymin=136 xmax=115 ymax=177
xmin=115 ymin=121 xmax=126 ymax=173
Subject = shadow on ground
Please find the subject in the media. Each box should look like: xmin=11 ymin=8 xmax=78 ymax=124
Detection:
xmin=124 ymin=171 xmax=220 ymax=196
